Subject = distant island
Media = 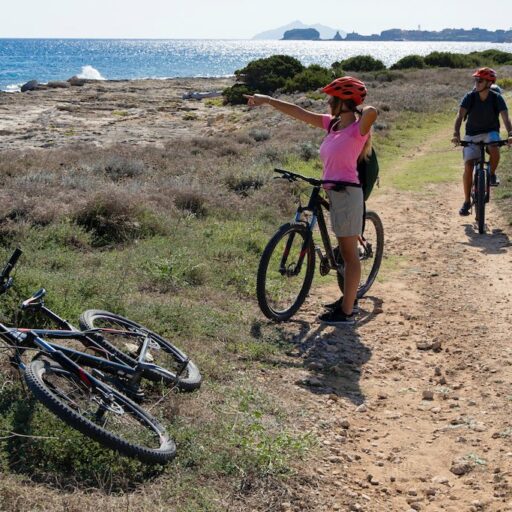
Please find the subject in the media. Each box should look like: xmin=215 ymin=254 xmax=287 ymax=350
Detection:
xmin=253 ymin=20 xmax=344 ymax=40
xmin=280 ymin=27 xmax=512 ymax=43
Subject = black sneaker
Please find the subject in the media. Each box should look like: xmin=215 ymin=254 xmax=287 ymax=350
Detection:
xmin=490 ymin=174 xmax=500 ymax=187
xmin=323 ymin=297 xmax=359 ymax=314
xmin=459 ymin=201 xmax=471 ymax=216
xmin=319 ymin=309 xmax=356 ymax=326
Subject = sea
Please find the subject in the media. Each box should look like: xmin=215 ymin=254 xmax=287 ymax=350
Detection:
xmin=1 ymin=38 xmax=512 ymax=92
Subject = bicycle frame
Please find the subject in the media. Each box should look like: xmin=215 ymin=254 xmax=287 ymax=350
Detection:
xmin=0 ymin=279 xmax=177 ymax=400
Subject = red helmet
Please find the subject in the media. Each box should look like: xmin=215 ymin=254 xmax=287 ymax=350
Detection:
xmin=322 ymin=76 xmax=367 ymax=105
xmin=472 ymin=67 xmax=497 ymax=83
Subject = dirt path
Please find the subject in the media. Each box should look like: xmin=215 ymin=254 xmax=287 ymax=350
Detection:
xmin=262 ymin=127 xmax=512 ymax=512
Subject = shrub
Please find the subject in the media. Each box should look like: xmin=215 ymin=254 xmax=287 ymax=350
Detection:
xmin=174 ymin=190 xmax=208 ymax=216
xmin=74 ymin=190 xmax=166 ymax=246
xmin=225 ymin=170 xmax=266 ymax=196
xmin=283 ymin=64 xmax=332 ymax=92
xmin=330 ymin=62 xmax=344 ymax=77
xmin=470 ymin=49 xmax=512 ymax=65
xmin=297 ymin=142 xmax=318 ymax=161
xmin=335 ymin=55 xmax=386 ymax=72
xmin=391 ymin=55 xmax=426 ymax=70
xmin=234 ymin=55 xmax=304 ymax=93
xmin=222 ymin=84 xmax=252 ymax=105
xmin=95 ymin=155 xmax=145 ymax=181
xmin=498 ymin=78 xmax=512 ymax=90
xmin=248 ymin=128 xmax=271 ymax=142
xmin=424 ymin=51 xmax=479 ymax=68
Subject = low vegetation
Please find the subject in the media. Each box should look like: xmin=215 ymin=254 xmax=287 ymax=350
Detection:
xmin=224 ymin=50 xmax=512 ymax=103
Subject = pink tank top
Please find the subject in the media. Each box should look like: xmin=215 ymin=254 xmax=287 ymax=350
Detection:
xmin=319 ymin=115 xmax=369 ymax=187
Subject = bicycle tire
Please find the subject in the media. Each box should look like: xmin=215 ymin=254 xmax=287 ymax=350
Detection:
xmin=256 ymin=222 xmax=315 ymax=322
xmin=25 ymin=357 xmax=176 ymax=464
xmin=475 ymin=166 xmax=486 ymax=234
xmin=78 ymin=311 xmax=202 ymax=392
xmin=337 ymin=210 xmax=384 ymax=298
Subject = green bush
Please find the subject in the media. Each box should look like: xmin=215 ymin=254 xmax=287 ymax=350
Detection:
xmin=334 ymin=55 xmax=385 ymax=72
xmin=222 ymin=83 xmax=252 ymax=105
xmin=498 ymin=77 xmax=512 ymax=90
xmin=470 ymin=49 xmax=512 ymax=65
xmin=235 ymin=55 xmax=304 ymax=94
xmin=391 ymin=54 xmax=426 ymax=70
xmin=283 ymin=64 xmax=332 ymax=92
xmin=330 ymin=62 xmax=344 ymax=78
xmin=424 ymin=51 xmax=479 ymax=68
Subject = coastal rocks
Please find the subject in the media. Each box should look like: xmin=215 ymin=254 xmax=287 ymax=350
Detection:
xmin=67 ymin=75 xmax=87 ymax=86
xmin=182 ymin=91 xmax=222 ymax=100
xmin=21 ymin=80 xmax=39 ymax=92
xmin=47 ymin=81 xmax=71 ymax=89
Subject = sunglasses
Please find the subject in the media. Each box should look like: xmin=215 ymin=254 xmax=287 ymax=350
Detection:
xmin=474 ymin=78 xmax=485 ymax=84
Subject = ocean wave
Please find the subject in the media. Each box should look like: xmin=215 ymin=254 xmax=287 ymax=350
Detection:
xmin=77 ymin=65 xmax=106 ymax=80
xmin=2 ymin=84 xmax=21 ymax=93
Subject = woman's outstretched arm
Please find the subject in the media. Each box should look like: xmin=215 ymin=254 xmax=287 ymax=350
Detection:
xmin=244 ymin=94 xmax=325 ymax=129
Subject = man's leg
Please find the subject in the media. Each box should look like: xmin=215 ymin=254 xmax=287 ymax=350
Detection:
xmin=488 ymin=145 xmax=500 ymax=185
xmin=463 ymin=159 xmax=474 ymax=203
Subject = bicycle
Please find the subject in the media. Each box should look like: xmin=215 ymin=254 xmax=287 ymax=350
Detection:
xmin=21 ymin=289 xmax=202 ymax=395
xmin=0 ymin=249 xmax=176 ymax=463
xmin=256 ymin=169 xmax=384 ymax=322
xmin=459 ymin=139 xmax=509 ymax=234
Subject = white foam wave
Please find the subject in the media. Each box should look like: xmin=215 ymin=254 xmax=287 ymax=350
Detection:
xmin=3 ymin=84 xmax=21 ymax=93
xmin=77 ymin=65 xmax=106 ymax=80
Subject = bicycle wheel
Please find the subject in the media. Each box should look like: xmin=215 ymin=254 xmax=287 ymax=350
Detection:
xmin=79 ymin=310 xmax=201 ymax=392
xmin=475 ymin=166 xmax=486 ymax=234
xmin=256 ymin=222 xmax=315 ymax=321
xmin=25 ymin=357 xmax=176 ymax=464
xmin=337 ymin=210 xmax=384 ymax=298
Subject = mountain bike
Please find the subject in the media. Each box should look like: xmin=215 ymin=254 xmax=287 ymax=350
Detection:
xmin=0 ymin=249 xmax=176 ymax=463
xmin=459 ymin=139 xmax=509 ymax=234
xmin=22 ymin=289 xmax=202 ymax=394
xmin=256 ymin=169 xmax=384 ymax=322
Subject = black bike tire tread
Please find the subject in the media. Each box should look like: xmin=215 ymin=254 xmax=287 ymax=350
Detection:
xmin=256 ymin=222 xmax=315 ymax=322
xmin=25 ymin=359 xmax=176 ymax=464
xmin=337 ymin=210 xmax=384 ymax=298
xmin=78 ymin=310 xmax=202 ymax=391
xmin=476 ymin=168 xmax=486 ymax=234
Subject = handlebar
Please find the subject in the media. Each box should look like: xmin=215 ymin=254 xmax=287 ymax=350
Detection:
xmin=273 ymin=168 xmax=361 ymax=189
xmin=458 ymin=140 xmax=510 ymax=148
xmin=0 ymin=248 xmax=22 ymax=294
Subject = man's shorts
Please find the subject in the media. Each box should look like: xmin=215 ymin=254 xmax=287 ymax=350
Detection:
xmin=463 ymin=131 xmax=500 ymax=161
xmin=326 ymin=186 xmax=363 ymax=238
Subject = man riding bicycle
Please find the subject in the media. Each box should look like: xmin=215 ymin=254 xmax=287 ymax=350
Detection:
xmin=452 ymin=67 xmax=512 ymax=216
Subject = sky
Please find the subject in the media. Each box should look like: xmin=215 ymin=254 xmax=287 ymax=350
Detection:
xmin=1 ymin=0 xmax=511 ymax=39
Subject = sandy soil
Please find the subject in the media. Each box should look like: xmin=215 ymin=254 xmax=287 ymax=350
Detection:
xmin=262 ymin=127 xmax=512 ymax=511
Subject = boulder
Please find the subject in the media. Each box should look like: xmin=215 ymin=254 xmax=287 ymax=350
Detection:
xmin=21 ymin=80 xmax=39 ymax=92
xmin=47 ymin=81 xmax=71 ymax=89
xmin=67 ymin=76 xmax=86 ymax=86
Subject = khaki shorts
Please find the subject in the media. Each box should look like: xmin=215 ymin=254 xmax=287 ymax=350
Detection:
xmin=326 ymin=186 xmax=364 ymax=238
xmin=463 ymin=131 xmax=500 ymax=161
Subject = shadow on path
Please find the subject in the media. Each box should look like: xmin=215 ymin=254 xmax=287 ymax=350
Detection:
xmin=275 ymin=298 xmax=382 ymax=406
xmin=462 ymin=224 xmax=511 ymax=254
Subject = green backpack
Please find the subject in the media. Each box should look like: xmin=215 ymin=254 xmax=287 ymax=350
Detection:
xmin=357 ymin=148 xmax=379 ymax=201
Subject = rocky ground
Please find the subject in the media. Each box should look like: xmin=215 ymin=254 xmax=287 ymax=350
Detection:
xmin=0 ymin=77 xmax=235 ymax=150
